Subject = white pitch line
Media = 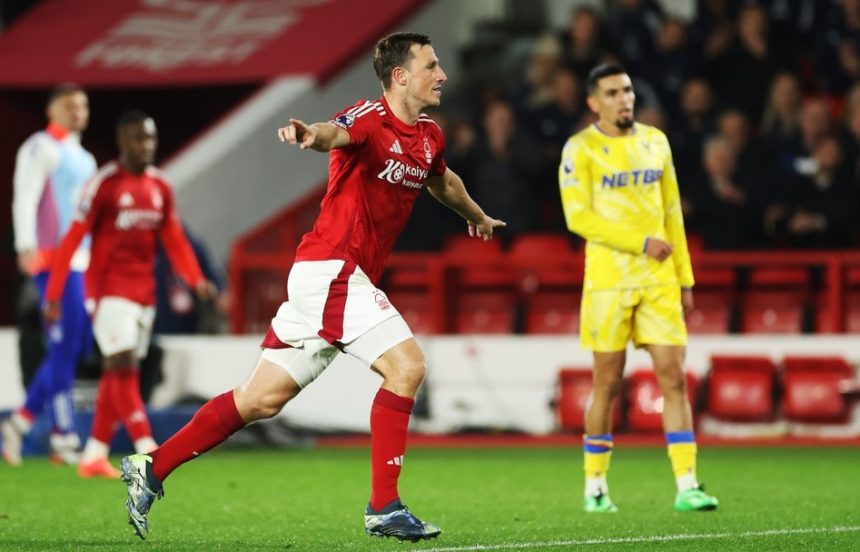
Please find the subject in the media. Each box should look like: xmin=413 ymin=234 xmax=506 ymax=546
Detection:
xmin=424 ymin=526 xmax=860 ymax=551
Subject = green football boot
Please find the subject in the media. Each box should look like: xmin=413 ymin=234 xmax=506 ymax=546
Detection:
xmin=584 ymin=493 xmax=618 ymax=513
xmin=674 ymin=485 xmax=719 ymax=512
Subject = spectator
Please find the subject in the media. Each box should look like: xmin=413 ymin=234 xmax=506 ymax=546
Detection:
xmin=526 ymin=67 xmax=583 ymax=154
xmin=466 ymin=100 xmax=542 ymax=239
xmin=524 ymin=67 xmax=584 ymax=231
xmin=716 ymin=108 xmax=767 ymax=185
xmin=773 ymin=98 xmax=832 ymax=177
xmin=609 ymin=0 xmax=664 ymax=72
xmin=689 ymin=0 xmax=736 ymax=62
xmin=513 ymin=34 xmax=564 ymax=114
xmin=839 ymin=82 xmax=860 ymax=179
xmin=153 ymin=226 xmax=226 ymax=335
xmin=815 ymin=0 xmax=860 ymax=94
xmin=764 ymin=135 xmax=855 ymax=248
xmin=636 ymin=105 xmax=668 ymax=131
xmin=560 ymin=6 xmax=612 ymax=79
xmin=709 ymin=5 xmax=784 ymax=121
xmin=760 ymin=72 xmax=803 ymax=151
xmin=648 ymin=17 xmax=699 ymax=109
xmin=689 ymin=136 xmax=756 ymax=249
xmin=669 ymin=77 xmax=717 ymax=187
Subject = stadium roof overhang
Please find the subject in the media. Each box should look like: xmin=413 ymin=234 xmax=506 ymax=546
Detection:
xmin=0 ymin=0 xmax=429 ymax=87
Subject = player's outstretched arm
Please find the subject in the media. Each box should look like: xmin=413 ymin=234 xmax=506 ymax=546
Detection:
xmin=277 ymin=119 xmax=350 ymax=152
xmin=426 ymin=168 xmax=506 ymax=241
xmin=43 ymin=220 xmax=88 ymax=323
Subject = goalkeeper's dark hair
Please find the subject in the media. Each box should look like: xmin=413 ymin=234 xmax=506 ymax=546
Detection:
xmin=47 ymin=82 xmax=86 ymax=105
xmin=116 ymin=110 xmax=152 ymax=137
xmin=373 ymin=32 xmax=432 ymax=90
xmin=586 ymin=64 xmax=627 ymax=95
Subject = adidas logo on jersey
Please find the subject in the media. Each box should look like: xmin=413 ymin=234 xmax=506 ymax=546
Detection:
xmin=389 ymin=140 xmax=403 ymax=154
xmin=119 ymin=192 xmax=135 ymax=207
xmin=386 ymin=455 xmax=404 ymax=466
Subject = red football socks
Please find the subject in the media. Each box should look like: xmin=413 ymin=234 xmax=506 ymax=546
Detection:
xmin=150 ymin=390 xmax=245 ymax=483
xmin=369 ymin=388 xmax=414 ymax=511
xmin=90 ymin=371 xmax=120 ymax=443
xmin=113 ymin=367 xmax=153 ymax=442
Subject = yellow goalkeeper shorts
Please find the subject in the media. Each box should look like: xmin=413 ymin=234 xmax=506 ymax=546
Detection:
xmin=580 ymin=284 xmax=687 ymax=352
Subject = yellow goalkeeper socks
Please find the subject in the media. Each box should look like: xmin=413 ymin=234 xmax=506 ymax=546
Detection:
xmin=583 ymin=434 xmax=613 ymax=497
xmin=666 ymin=431 xmax=698 ymax=492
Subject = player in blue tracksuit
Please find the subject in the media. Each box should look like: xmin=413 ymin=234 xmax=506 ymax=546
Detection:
xmin=2 ymin=84 xmax=97 ymax=466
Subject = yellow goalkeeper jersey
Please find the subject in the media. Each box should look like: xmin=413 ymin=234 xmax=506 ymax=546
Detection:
xmin=558 ymin=122 xmax=694 ymax=291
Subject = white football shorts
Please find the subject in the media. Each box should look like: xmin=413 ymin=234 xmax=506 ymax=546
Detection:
xmin=260 ymin=260 xmax=413 ymax=387
xmin=92 ymin=296 xmax=156 ymax=358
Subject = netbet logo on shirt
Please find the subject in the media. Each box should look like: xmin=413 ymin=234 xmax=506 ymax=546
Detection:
xmin=377 ymin=159 xmax=428 ymax=189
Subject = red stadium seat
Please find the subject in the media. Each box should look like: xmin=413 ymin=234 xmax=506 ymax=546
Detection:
xmin=386 ymin=290 xmax=436 ymax=334
xmin=740 ymin=267 xmax=809 ymax=333
xmin=557 ymin=368 xmax=621 ymax=432
xmin=845 ymin=293 xmax=860 ymax=333
xmin=832 ymin=267 xmax=860 ymax=333
xmin=686 ymin=290 xmax=733 ymax=334
xmin=782 ymin=356 xmax=856 ymax=423
xmin=453 ymin=291 xmax=517 ymax=334
xmin=508 ymin=234 xmax=582 ymax=335
xmin=443 ymin=234 xmax=517 ymax=333
xmin=509 ymin=233 xmax=575 ymax=258
xmin=740 ymin=291 xmax=805 ymax=333
xmin=707 ymin=355 xmax=777 ymax=421
xmin=509 ymin=233 xmax=581 ymax=290
xmin=747 ymin=267 xmax=809 ymax=287
xmin=625 ymin=370 xmax=698 ymax=432
xmin=524 ymin=291 xmax=580 ymax=334
xmin=444 ymin=234 xmax=506 ymax=259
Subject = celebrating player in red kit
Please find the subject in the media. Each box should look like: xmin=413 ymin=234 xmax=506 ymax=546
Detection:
xmin=119 ymin=32 xmax=505 ymax=542
xmin=44 ymin=111 xmax=214 ymax=478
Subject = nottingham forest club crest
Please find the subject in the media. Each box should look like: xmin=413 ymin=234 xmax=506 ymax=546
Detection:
xmin=422 ymin=137 xmax=433 ymax=163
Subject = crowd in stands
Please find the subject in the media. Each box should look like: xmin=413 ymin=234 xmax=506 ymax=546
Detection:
xmin=398 ymin=0 xmax=860 ymax=252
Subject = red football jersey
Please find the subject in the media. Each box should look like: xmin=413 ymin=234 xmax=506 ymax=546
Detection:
xmin=294 ymin=96 xmax=448 ymax=283
xmin=46 ymin=161 xmax=202 ymax=306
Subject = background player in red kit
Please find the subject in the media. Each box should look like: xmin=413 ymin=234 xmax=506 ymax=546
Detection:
xmin=120 ymin=32 xmax=505 ymax=542
xmin=45 ymin=111 xmax=214 ymax=479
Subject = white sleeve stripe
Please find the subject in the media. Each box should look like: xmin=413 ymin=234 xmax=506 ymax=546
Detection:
xmin=79 ymin=162 xmax=119 ymax=207
xmin=352 ymin=103 xmax=378 ymax=118
xmin=345 ymin=101 xmax=372 ymax=116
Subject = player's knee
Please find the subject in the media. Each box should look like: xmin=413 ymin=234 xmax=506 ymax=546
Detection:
xmin=245 ymin=398 xmax=283 ymax=421
xmin=390 ymin=361 xmax=426 ymax=394
xmin=236 ymin=389 xmax=291 ymax=421
xmin=593 ymin=374 xmax=623 ymax=399
xmin=659 ymin=370 xmax=687 ymax=396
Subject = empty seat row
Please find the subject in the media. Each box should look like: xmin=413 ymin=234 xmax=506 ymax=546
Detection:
xmin=557 ymin=355 xmax=858 ymax=433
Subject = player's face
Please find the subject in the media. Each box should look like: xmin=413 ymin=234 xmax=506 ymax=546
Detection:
xmin=588 ymin=74 xmax=635 ymax=132
xmin=120 ymin=119 xmax=158 ymax=172
xmin=404 ymin=44 xmax=447 ymax=108
xmin=48 ymin=91 xmax=90 ymax=133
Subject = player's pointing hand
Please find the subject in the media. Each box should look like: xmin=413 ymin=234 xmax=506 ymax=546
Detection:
xmin=278 ymin=119 xmax=317 ymax=150
xmin=468 ymin=216 xmax=506 ymax=241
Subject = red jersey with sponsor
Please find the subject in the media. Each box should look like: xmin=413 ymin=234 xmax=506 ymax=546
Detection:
xmin=294 ymin=96 xmax=448 ymax=283
xmin=46 ymin=161 xmax=202 ymax=306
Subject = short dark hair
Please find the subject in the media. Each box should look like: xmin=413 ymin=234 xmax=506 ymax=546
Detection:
xmin=116 ymin=109 xmax=152 ymax=136
xmin=48 ymin=82 xmax=85 ymax=105
xmin=373 ymin=32 xmax=432 ymax=90
xmin=586 ymin=64 xmax=627 ymax=95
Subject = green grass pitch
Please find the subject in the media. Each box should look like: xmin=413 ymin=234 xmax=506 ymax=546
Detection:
xmin=0 ymin=446 xmax=857 ymax=550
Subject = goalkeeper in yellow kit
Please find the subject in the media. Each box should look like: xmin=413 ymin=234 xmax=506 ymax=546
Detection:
xmin=559 ymin=65 xmax=718 ymax=513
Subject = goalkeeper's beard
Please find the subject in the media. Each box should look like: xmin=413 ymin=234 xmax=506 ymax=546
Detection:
xmin=616 ymin=117 xmax=634 ymax=130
